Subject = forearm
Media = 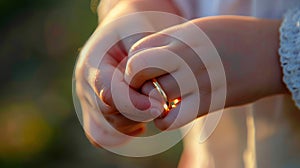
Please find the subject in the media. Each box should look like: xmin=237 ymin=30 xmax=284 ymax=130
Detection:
xmin=174 ymin=16 xmax=288 ymax=107
xmin=98 ymin=0 xmax=182 ymax=26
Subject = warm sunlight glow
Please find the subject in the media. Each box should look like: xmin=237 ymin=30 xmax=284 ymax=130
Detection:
xmin=163 ymin=98 xmax=181 ymax=113
xmin=163 ymin=104 xmax=170 ymax=111
xmin=173 ymin=99 xmax=180 ymax=105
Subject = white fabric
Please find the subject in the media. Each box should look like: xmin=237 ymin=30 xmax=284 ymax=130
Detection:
xmin=172 ymin=0 xmax=300 ymax=168
xmin=174 ymin=0 xmax=300 ymax=19
xmin=280 ymin=7 xmax=300 ymax=109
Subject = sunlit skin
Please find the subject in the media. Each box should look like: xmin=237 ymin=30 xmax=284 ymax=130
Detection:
xmin=75 ymin=0 xmax=289 ymax=147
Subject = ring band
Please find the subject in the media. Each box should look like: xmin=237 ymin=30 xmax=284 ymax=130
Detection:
xmin=152 ymin=78 xmax=168 ymax=104
xmin=152 ymin=79 xmax=181 ymax=117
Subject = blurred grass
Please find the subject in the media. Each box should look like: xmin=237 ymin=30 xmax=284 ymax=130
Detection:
xmin=0 ymin=0 xmax=182 ymax=167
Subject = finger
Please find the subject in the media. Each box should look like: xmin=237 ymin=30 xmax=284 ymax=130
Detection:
xmin=121 ymin=32 xmax=153 ymax=53
xmin=84 ymin=112 xmax=145 ymax=147
xmin=81 ymin=98 xmax=131 ymax=147
xmin=106 ymin=33 xmax=153 ymax=65
xmin=111 ymin=68 xmax=165 ymax=122
xmin=141 ymin=74 xmax=180 ymax=102
xmin=97 ymin=89 xmax=117 ymax=114
xmin=106 ymin=41 xmax=127 ymax=64
xmin=79 ymin=81 xmax=145 ymax=148
xmin=141 ymin=68 xmax=201 ymax=106
xmin=95 ymin=60 xmax=153 ymax=112
xmin=95 ymin=57 xmax=167 ymax=121
xmin=124 ymin=47 xmax=181 ymax=89
xmin=154 ymin=93 xmax=201 ymax=131
xmin=78 ymin=66 xmax=150 ymax=130
xmin=129 ymin=33 xmax=172 ymax=55
xmin=104 ymin=113 xmax=146 ymax=135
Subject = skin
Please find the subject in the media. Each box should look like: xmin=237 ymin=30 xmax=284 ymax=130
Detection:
xmin=126 ymin=16 xmax=289 ymax=130
xmin=75 ymin=0 xmax=289 ymax=147
xmin=75 ymin=0 xmax=182 ymax=147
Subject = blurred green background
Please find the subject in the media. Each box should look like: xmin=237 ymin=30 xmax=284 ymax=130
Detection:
xmin=0 ymin=0 xmax=182 ymax=167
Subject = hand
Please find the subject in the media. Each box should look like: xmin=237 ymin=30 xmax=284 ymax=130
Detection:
xmin=74 ymin=0 xmax=183 ymax=147
xmin=124 ymin=16 xmax=287 ymax=130
xmin=74 ymin=18 xmax=160 ymax=147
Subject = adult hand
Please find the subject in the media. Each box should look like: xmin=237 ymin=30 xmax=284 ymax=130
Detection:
xmin=74 ymin=0 xmax=183 ymax=147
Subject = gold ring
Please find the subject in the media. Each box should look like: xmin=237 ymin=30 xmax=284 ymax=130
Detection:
xmin=152 ymin=79 xmax=181 ymax=117
xmin=152 ymin=78 xmax=168 ymax=104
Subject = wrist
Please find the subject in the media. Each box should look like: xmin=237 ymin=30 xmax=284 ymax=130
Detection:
xmin=262 ymin=19 xmax=290 ymax=95
xmin=98 ymin=0 xmax=181 ymax=26
xmin=191 ymin=16 xmax=289 ymax=106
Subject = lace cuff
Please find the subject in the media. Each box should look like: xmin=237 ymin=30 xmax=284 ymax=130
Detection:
xmin=279 ymin=7 xmax=300 ymax=109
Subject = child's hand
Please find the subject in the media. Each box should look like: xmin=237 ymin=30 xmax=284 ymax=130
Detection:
xmin=125 ymin=16 xmax=287 ymax=130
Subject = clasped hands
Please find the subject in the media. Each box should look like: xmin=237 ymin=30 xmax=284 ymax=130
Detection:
xmin=75 ymin=15 xmax=285 ymax=147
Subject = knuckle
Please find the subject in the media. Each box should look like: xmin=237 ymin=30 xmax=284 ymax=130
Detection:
xmin=126 ymin=55 xmax=147 ymax=80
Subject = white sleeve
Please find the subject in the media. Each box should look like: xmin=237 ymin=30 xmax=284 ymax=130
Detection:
xmin=279 ymin=7 xmax=300 ymax=109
